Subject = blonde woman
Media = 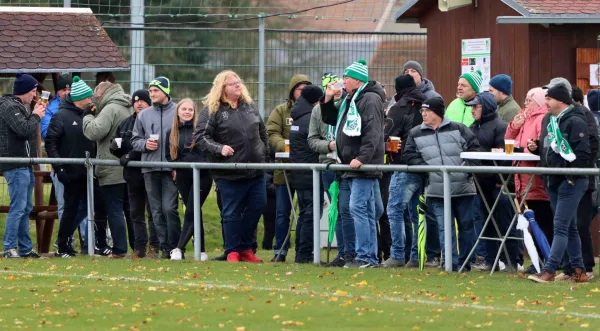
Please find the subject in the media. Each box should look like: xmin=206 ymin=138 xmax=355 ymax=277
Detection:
xmin=194 ymin=70 xmax=268 ymax=263
xmin=166 ymin=99 xmax=213 ymax=261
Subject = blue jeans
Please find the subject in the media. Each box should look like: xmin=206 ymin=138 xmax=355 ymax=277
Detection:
xmin=544 ymin=178 xmax=588 ymax=273
xmin=350 ymin=177 xmax=382 ymax=265
xmin=216 ymin=176 xmax=266 ymax=253
xmin=3 ymin=168 xmax=34 ymax=255
xmin=101 ymin=184 xmax=129 ymax=255
xmin=51 ymin=171 xmax=88 ymax=247
xmin=472 ymin=196 xmax=486 ymax=259
xmin=274 ymin=184 xmax=295 ymax=256
xmin=387 ymin=172 xmax=421 ymax=262
xmin=339 ymin=178 xmax=356 ymax=259
xmin=428 ymin=195 xmax=475 ymax=270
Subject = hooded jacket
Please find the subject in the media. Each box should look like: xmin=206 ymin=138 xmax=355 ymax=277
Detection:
xmin=165 ymin=121 xmax=207 ymax=165
xmin=195 ymin=100 xmax=269 ymax=181
xmin=419 ymin=79 xmax=441 ymax=100
xmin=403 ymin=117 xmax=480 ymax=198
xmin=497 ymin=95 xmax=521 ymax=123
xmin=83 ymin=84 xmax=133 ymax=186
xmin=446 ymin=97 xmax=475 ymax=126
xmin=45 ymin=95 xmax=96 ymax=182
xmin=505 ymin=105 xmax=549 ymax=201
xmin=267 ymin=74 xmax=311 ymax=185
xmin=384 ymin=86 xmax=425 ymax=164
xmin=130 ymin=100 xmax=177 ymax=173
xmin=469 ymin=92 xmax=508 ymax=187
xmin=110 ymin=112 xmax=143 ymax=183
xmin=0 ymin=94 xmax=40 ymax=172
xmin=289 ymin=97 xmax=320 ymax=189
xmin=320 ymin=81 xmax=386 ymax=178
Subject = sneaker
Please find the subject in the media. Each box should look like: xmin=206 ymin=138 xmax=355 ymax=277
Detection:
xmin=227 ymin=252 xmax=241 ymax=263
xmin=170 ymin=248 xmax=183 ymax=261
xmin=212 ymin=253 xmax=227 ymax=261
xmin=240 ymin=249 xmax=262 ymax=263
xmin=424 ymin=257 xmax=440 ymax=268
xmin=555 ymin=272 xmax=571 ymax=281
xmin=55 ymin=251 xmax=76 ymax=258
xmin=95 ymin=247 xmax=112 ymax=257
xmin=525 ymin=264 xmax=538 ymax=275
xmin=570 ymin=268 xmax=589 ymax=283
xmin=21 ymin=250 xmax=41 ymax=258
xmin=470 ymin=255 xmax=485 ymax=267
xmin=325 ymin=256 xmax=346 ymax=268
xmin=146 ymin=246 xmax=159 ymax=259
xmin=271 ymin=254 xmax=286 ymax=263
xmin=528 ymin=270 xmax=555 ymax=283
xmin=586 ymin=272 xmax=595 ymax=281
xmin=344 ymin=260 xmax=378 ymax=268
xmin=383 ymin=257 xmax=405 ymax=268
xmin=161 ymin=250 xmax=170 ymax=259
xmin=201 ymin=252 xmax=209 ymax=262
xmin=3 ymin=249 xmax=20 ymax=258
xmin=404 ymin=260 xmax=419 ymax=268
xmin=517 ymin=263 xmax=525 ymax=272
xmin=108 ymin=254 xmax=126 ymax=259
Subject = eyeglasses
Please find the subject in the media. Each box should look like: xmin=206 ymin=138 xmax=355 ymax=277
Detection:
xmin=419 ymin=108 xmax=430 ymax=114
xmin=226 ymin=81 xmax=241 ymax=87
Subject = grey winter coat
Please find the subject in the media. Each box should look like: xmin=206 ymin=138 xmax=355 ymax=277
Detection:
xmin=130 ymin=100 xmax=177 ymax=173
xmin=307 ymin=104 xmax=335 ymax=164
xmin=403 ymin=117 xmax=480 ymax=198
xmin=419 ymin=79 xmax=441 ymax=100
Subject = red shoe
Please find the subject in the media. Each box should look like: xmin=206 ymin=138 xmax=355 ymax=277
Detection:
xmin=227 ymin=252 xmax=241 ymax=263
xmin=240 ymin=249 xmax=263 ymax=263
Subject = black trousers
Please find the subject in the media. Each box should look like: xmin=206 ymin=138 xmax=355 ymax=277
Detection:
xmin=94 ymin=183 xmax=108 ymax=249
xmin=174 ymin=169 xmax=213 ymax=252
xmin=57 ymin=179 xmax=87 ymax=252
xmin=377 ymin=173 xmax=392 ymax=262
xmin=123 ymin=185 xmax=134 ymax=250
xmin=563 ymin=189 xmax=597 ymax=274
xmin=127 ymin=176 xmax=159 ymax=250
xmin=262 ymin=194 xmax=276 ymax=250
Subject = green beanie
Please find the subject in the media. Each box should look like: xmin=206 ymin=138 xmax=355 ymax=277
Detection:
xmin=70 ymin=76 xmax=93 ymax=101
xmin=459 ymin=70 xmax=483 ymax=93
xmin=343 ymin=59 xmax=369 ymax=83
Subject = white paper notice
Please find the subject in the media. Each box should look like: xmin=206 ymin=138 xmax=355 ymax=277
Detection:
xmin=591 ymin=64 xmax=599 ymax=86
xmin=461 ymin=38 xmax=491 ymax=91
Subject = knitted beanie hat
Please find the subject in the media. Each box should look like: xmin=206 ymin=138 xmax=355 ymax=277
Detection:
xmin=343 ymin=59 xmax=369 ymax=83
xmin=459 ymin=70 xmax=483 ymax=93
xmin=70 ymin=76 xmax=93 ymax=102
xmin=402 ymin=60 xmax=424 ymax=78
xmin=148 ymin=76 xmax=171 ymax=98
xmin=12 ymin=73 xmax=38 ymax=95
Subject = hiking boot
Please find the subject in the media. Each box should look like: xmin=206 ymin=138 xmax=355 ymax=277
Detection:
xmin=212 ymin=253 xmax=227 ymax=261
xmin=3 ymin=249 xmax=20 ymax=258
xmin=95 ymin=247 xmax=112 ymax=257
xmin=555 ymin=272 xmax=571 ymax=281
xmin=325 ymin=256 xmax=346 ymax=268
xmin=227 ymin=252 xmax=241 ymax=263
xmin=170 ymin=248 xmax=183 ymax=261
xmin=271 ymin=254 xmax=286 ymax=263
xmin=146 ymin=246 xmax=159 ymax=259
xmin=424 ymin=257 xmax=440 ymax=268
xmin=240 ymin=249 xmax=262 ymax=263
xmin=570 ymin=268 xmax=589 ymax=283
xmin=404 ymin=260 xmax=419 ymax=268
xmin=383 ymin=257 xmax=405 ymax=268
xmin=21 ymin=250 xmax=41 ymax=258
xmin=528 ymin=270 xmax=555 ymax=283
xmin=344 ymin=260 xmax=379 ymax=269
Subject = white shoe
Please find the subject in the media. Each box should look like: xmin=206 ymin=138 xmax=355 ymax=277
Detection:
xmin=517 ymin=263 xmax=524 ymax=272
xmin=170 ymin=248 xmax=183 ymax=261
xmin=498 ymin=261 xmax=506 ymax=271
xmin=201 ymin=252 xmax=208 ymax=262
xmin=586 ymin=272 xmax=595 ymax=281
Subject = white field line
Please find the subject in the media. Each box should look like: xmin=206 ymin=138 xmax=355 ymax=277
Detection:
xmin=1 ymin=269 xmax=600 ymax=320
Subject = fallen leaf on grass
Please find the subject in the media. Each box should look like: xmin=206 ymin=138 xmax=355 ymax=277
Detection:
xmin=590 ymin=288 xmax=600 ymax=293
xmin=148 ymin=287 xmax=157 ymax=291
xmin=580 ymin=324 xmax=589 ymax=328
xmin=335 ymin=290 xmax=348 ymax=296
xmin=282 ymin=321 xmax=304 ymax=326
xmin=412 ymin=326 xmax=420 ymax=330
xmin=273 ymin=315 xmax=280 ymax=320
xmin=235 ymin=327 xmax=246 ymax=331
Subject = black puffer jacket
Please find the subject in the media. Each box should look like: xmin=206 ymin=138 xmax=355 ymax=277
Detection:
xmin=110 ymin=112 xmax=142 ymax=182
xmin=289 ymin=97 xmax=320 ymax=190
xmin=45 ymin=95 xmax=96 ymax=183
xmin=194 ymin=100 xmax=269 ymax=181
xmin=469 ymin=92 xmax=508 ymax=187
xmin=0 ymin=95 xmax=40 ymax=172
xmin=534 ymin=104 xmax=591 ymax=188
xmin=384 ymin=86 xmax=425 ymax=164
xmin=166 ymin=121 xmax=210 ymax=178
xmin=320 ymin=81 xmax=386 ymax=178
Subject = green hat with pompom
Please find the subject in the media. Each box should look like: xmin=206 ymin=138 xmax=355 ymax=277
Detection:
xmin=343 ymin=59 xmax=369 ymax=83
xmin=70 ymin=76 xmax=93 ymax=102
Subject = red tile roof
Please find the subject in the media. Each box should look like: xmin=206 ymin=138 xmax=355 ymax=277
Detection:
xmin=514 ymin=0 xmax=600 ymax=15
xmin=0 ymin=8 xmax=129 ymax=74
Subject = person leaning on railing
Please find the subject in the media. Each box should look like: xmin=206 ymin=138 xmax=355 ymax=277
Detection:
xmin=194 ymin=70 xmax=269 ymax=263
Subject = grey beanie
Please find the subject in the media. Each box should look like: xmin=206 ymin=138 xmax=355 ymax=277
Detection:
xmin=402 ymin=61 xmax=424 ymax=79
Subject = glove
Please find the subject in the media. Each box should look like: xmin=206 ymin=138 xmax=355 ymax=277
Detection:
xmin=82 ymin=104 xmax=96 ymax=118
xmin=110 ymin=139 xmax=119 ymax=152
xmin=120 ymin=154 xmax=131 ymax=167
xmin=56 ymin=167 xmax=70 ymax=184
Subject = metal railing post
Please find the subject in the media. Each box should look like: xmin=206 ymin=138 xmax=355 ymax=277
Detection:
xmin=313 ymin=168 xmax=321 ymax=264
xmin=193 ymin=167 xmax=202 ymax=261
xmin=85 ymin=152 xmax=95 ymax=257
xmin=258 ymin=14 xmax=265 ymax=119
xmin=442 ymin=170 xmax=452 ymax=272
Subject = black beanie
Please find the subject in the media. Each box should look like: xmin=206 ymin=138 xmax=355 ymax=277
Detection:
xmin=301 ymin=85 xmax=324 ymax=104
xmin=546 ymin=85 xmax=572 ymax=105
xmin=56 ymin=74 xmax=72 ymax=91
xmin=13 ymin=73 xmax=38 ymax=95
xmin=422 ymin=97 xmax=445 ymax=119
xmin=132 ymin=89 xmax=151 ymax=106
xmin=395 ymin=74 xmax=416 ymax=94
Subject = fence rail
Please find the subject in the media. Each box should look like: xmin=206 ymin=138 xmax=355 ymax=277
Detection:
xmin=1 ymin=156 xmax=598 ymax=270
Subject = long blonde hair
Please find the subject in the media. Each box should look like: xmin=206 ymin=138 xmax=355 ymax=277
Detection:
xmin=203 ymin=70 xmax=253 ymax=113
xmin=169 ymin=98 xmax=198 ymax=161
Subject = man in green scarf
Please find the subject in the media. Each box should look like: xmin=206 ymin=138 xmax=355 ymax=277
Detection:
xmin=319 ymin=59 xmax=386 ymax=268
xmin=528 ymin=83 xmax=591 ymax=284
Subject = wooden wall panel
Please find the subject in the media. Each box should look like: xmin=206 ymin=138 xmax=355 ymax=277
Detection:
xmin=576 ymin=48 xmax=599 ymax=94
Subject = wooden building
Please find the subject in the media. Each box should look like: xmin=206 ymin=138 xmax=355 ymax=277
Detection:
xmin=395 ymin=0 xmax=600 ymax=105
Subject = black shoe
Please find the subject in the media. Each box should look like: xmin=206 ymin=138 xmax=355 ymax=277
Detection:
xmin=343 ymin=260 xmax=379 ymax=268
xmin=325 ymin=256 xmax=346 ymax=268
xmin=295 ymin=258 xmax=312 ymax=264
xmin=95 ymin=247 xmax=112 ymax=257
xmin=161 ymin=250 xmax=170 ymax=259
xmin=211 ymin=253 xmax=227 ymax=261
xmin=271 ymin=254 xmax=286 ymax=263
xmin=424 ymin=257 xmax=440 ymax=268
xmin=525 ymin=264 xmax=538 ymax=275
xmin=21 ymin=250 xmax=41 ymax=258
xmin=55 ymin=250 xmax=76 ymax=258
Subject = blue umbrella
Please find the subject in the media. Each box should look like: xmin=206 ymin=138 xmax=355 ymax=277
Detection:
xmin=523 ymin=209 xmax=551 ymax=261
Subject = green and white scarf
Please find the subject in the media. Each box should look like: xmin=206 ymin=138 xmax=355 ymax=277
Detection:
xmin=547 ymin=106 xmax=576 ymax=162
xmin=336 ymin=83 xmax=367 ymax=137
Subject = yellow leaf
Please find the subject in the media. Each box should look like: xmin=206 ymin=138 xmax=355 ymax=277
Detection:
xmin=335 ymin=290 xmax=348 ymax=296
xmin=590 ymin=288 xmax=600 ymax=293
xmin=235 ymin=327 xmax=246 ymax=331
xmin=273 ymin=315 xmax=280 ymax=320
xmin=131 ymin=307 xmax=137 ymax=312
xmin=557 ymin=307 xmax=565 ymax=312
xmin=516 ymin=300 xmax=525 ymax=307
xmin=218 ymin=323 xmax=224 ymax=328
xmin=483 ymin=321 xmax=493 ymax=327
xmin=580 ymin=324 xmax=589 ymax=328
xmin=165 ymin=300 xmax=174 ymax=304
xmin=174 ymin=303 xmax=185 ymax=307
xmin=412 ymin=326 xmax=421 ymax=330
xmin=148 ymin=287 xmax=157 ymax=291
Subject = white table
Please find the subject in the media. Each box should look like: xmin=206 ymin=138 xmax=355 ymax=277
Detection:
xmin=459 ymin=152 xmax=540 ymax=274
